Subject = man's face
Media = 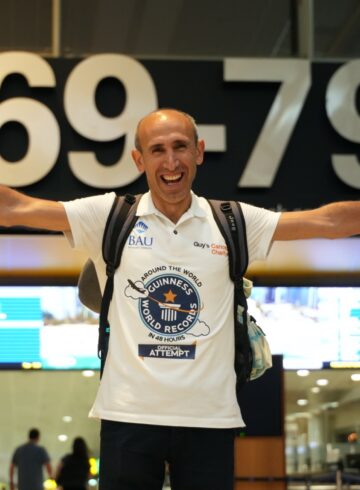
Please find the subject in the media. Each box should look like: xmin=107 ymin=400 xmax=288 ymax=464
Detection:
xmin=132 ymin=110 xmax=205 ymax=213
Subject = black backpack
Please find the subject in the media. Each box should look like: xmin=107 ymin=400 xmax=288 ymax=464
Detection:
xmin=78 ymin=194 xmax=255 ymax=402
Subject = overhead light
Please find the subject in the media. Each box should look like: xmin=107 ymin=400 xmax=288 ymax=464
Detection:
xmin=284 ymin=359 xmax=322 ymax=369
xmin=297 ymin=399 xmax=309 ymax=406
xmin=351 ymin=373 xmax=360 ymax=382
xmin=330 ymin=361 xmax=360 ymax=369
xmin=21 ymin=362 xmax=42 ymax=370
xmin=322 ymin=401 xmax=339 ymax=410
xmin=311 ymin=386 xmax=320 ymax=393
xmin=294 ymin=412 xmax=311 ymax=419
xmin=43 ymin=479 xmax=57 ymax=489
xmin=316 ymin=378 xmax=329 ymax=386
xmin=309 ymin=441 xmax=319 ymax=448
xmin=89 ymin=457 xmax=98 ymax=476
xmin=62 ymin=415 xmax=72 ymax=423
xmin=297 ymin=369 xmax=310 ymax=377
xmin=82 ymin=370 xmax=95 ymax=378
xmin=58 ymin=434 xmax=68 ymax=442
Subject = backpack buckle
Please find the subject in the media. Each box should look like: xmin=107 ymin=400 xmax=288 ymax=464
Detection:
xmin=124 ymin=194 xmax=136 ymax=205
xmin=220 ymin=202 xmax=231 ymax=214
xmin=106 ymin=263 xmax=116 ymax=277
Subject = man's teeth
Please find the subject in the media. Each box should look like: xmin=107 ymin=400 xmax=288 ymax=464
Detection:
xmin=163 ymin=174 xmax=181 ymax=182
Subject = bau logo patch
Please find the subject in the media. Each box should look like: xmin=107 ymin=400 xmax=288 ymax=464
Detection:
xmin=134 ymin=220 xmax=148 ymax=234
xmin=128 ymin=220 xmax=154 ymax=248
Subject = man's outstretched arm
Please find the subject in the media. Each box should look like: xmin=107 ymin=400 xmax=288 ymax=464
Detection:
xmin=0 ymin=184 xmax=70 ymax=231
xmin=273 ymin=201 xmax=360 ymax=241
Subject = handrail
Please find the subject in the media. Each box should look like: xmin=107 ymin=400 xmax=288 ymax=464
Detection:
xmin=234 ymin=469 xmax=360 ymax=486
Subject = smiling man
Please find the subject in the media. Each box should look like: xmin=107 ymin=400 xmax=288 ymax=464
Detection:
xmin=0 ymin=108 xmax=359 ymax=490
xmin=132 ymin=109 xmax=205 ymax=223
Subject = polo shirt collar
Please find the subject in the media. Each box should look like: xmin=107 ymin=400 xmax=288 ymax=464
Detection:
xmin=137 ymin=191 xmax=207 ymax=221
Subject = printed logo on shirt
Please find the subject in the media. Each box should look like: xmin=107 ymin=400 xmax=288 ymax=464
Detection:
xmin=124 ymin=268 xmax=211 ymax=344
xmin=193 ymin=241 xmax=228 ymax=256
xmin=128 ymin=221 xmax=154 ymax=248
xmin=138 ymin=344 xmax=196 ymax=360
xmin=134 ymin=220 xmax=148 ymax=234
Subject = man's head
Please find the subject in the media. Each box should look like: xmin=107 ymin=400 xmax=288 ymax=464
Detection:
xmin=28 ymin=428 xmax=40 ymax=442
xmin=131 ymin=108 xmax=205 ymax=221
xmin=134 ymin=109 xmax=199 ymax=152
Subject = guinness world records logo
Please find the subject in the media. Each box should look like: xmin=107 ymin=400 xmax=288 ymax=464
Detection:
xmin=139 ymin=274 xmax=200 ymax=336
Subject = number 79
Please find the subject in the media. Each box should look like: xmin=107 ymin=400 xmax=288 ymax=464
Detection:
xmin=224 ymin=58 xmax=360 ymax=190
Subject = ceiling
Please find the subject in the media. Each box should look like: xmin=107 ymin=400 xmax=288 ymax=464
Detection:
xmin=286 ymin=369 xmax=360 ymax=417
xmin=1 ymin=0 xmax=360 ymax=59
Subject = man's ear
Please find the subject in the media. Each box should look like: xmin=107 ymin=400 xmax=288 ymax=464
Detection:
xmin=131 ymin=149 xmax=145 ymax=173
xmin=196 ymin=139 xmax=205 ymax=166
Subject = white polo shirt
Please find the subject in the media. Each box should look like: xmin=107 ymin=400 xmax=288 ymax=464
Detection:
xmin=64 ymin=191 xmax=280 ymax=428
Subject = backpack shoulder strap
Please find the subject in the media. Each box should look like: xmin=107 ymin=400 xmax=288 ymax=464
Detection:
xmin=207 ymin=199 xmax=248 ymax=280
xmin=99 ymin=193 xmax=141 ymax=373
xmin=102 ymin=193 xmax=142 ymax=269
xmin=208 ymin=199 xmax=252 ymax=391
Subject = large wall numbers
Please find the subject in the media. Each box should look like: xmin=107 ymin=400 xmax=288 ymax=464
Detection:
xmin=326 ymin=60 xmax=360 ymax=189
xmin=0 ymin=52 xmax=359 ymax=196
xmin=0 ymin=52 xmax=60 ymax=186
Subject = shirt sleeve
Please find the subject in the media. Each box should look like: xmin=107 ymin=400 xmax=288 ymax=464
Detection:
xmin=41 ymin=447 xmax=50 ymax=464
xmin=240 ymin=202 xmax=281 ymax=264
xmin=61 ymin=192 xmax=116 ymax=259
xmin=11 ymin=449 xmax=19 ymax=464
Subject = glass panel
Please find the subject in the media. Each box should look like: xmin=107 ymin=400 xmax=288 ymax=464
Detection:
xmin=285 ymin=369 xmax=360 ymax=475
xmin=314 ymin=0 xmax=360 ymax=58
xmin=0 ymin=0 xmax=52 ymax=53
xmin=61 ymin=0 xmax=292 ymax=58
xmin=3 ymin=0 xmax=360 ymax=60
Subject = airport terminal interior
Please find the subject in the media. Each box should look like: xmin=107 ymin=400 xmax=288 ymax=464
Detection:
xmin=0 ymin=0 xmax=360 ymax=489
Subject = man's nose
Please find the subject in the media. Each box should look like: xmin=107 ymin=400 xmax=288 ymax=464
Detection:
xmin=164 ymin=151 xmax=179 ymax=170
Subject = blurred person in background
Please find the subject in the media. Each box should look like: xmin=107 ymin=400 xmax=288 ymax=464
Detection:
xmin=55 ymin=437 xmax=91 ymax=490
xmin=9 ymin=428 xmax=52 ymax=490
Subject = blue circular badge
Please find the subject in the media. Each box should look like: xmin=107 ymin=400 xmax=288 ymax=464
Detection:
xmin=139 ymin=274 xmax=200 ymax=336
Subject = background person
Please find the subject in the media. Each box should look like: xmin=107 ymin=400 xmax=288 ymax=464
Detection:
xmin=9 ymin=428 xmax=52 ymax=490
xmin=55 ymin=437 xmax=91 ymax=490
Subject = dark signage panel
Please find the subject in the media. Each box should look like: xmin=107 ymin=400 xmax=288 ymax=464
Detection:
xmin=0 ymin=53 xmax=359 ymax=220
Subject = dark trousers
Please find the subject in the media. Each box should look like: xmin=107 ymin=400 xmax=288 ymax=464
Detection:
xmin=99 ymin=420 xmax=236 ymax=490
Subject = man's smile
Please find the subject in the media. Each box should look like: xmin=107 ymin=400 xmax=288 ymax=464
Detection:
xmin=161 ymin=173 xmax=183 ymax=184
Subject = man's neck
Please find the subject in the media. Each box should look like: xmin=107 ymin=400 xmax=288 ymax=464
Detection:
xmin=151 ymin=193 xmax=192 ymax=224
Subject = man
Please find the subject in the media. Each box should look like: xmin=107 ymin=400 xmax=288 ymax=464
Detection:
xmin=1 ymin=109 xmax=359 ymax=490
xmin=9 ymin=428 xmax=52 ymax=490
